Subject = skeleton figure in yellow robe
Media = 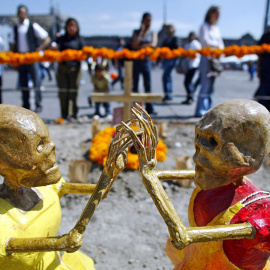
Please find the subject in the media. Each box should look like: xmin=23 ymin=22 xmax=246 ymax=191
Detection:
xmin=0 ymin=105 xmax=128 ymax=270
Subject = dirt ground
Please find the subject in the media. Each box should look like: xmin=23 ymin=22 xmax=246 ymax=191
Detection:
xmin=48 ymin=120 xmax=270 ymax=270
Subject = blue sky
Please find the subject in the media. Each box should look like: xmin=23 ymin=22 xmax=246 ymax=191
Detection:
xmin=0 ymin=0 xmax=267 ymax=40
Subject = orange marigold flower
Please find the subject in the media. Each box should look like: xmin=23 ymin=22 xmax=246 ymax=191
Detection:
xmin=126 ymin=152 xmax=139 ymax=170
xmin=89 ymin=127 xmax=167 ymax=169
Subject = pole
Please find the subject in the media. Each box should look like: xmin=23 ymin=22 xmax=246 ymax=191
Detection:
xmin=163 ymin=0 xmax=167 ymax=25
xmin=264 ymin=0 xmax=270 ymax=33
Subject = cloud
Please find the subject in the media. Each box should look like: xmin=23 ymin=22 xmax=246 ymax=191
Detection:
xmin=98 ymin=14 xmax=112 ymax=21
xmin=123 ymin=11 xmax=141 ymax=20
xmin=78 ymin=10 xmax=196 ymax=36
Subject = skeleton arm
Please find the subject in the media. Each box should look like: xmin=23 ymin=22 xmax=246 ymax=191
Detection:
xmin=122 ymin=104 xmax=255 ymax=250
xmin=6 ymin=171 xmax=115 ymax=253
xmin=140 ymin=169 xmax=254 ymax=249
xmin=59 ymin=170 xmax=195 ymax=197
xmin=59 ymin=182 xmax=96 ymax=195
xmin=6 ymin=123 xmax=132 ymax=254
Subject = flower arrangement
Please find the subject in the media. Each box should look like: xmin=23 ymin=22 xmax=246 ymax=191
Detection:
xmin=89 ymin=125 xmax=167 ymax=170
xmin=1 ymin=44 xmax=270 ymax=66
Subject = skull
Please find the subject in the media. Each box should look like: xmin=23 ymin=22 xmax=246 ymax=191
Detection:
xmin=193 ymin=99 xmax=270 ymax=190
xmin=0 ymin=105 xmax=62 ymax=187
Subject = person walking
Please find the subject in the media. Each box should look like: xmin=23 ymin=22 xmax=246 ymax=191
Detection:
xmin=111 ymin=38 xmax=125 ymax=90
xmin=130 ymin=12 xmax=158 ymax=115
xmin=53 ymin=18 xmax=84 ymax=121
xmin=10 ymin=5 xmax=51 ymax=112
xmin=182 ymin=32 xmax=201 ymax=105
xmin=195 ymin=6 xmax=224 ymax=117
xmin=254 ymin=29 xmax=270 ymax=111
xmin=162 ymin=24 xmax=178 ymax=102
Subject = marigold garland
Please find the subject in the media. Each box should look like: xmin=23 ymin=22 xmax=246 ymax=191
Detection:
xmin=89 ymin=126 xmax=167 ymax=170
xmin=1 ymin=44 xmax=270 ymax=66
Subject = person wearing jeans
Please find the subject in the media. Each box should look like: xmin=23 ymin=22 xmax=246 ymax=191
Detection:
xmin=132 ymin=59 xmax=153 ymax=112
xmin=162 ymin=24 xmax=178 ymax=101
xmin=195 ymin=6 xmax=224 ymax=117
xmin=195 ymin=57 xmax=215 ymax=113
xmin=182 ymin=32 xmax=201 ymax=105
xmin=130 ymin=12 xmax=158 ymax=114
xmin=10 ymin=5 xmax=51 ymax=112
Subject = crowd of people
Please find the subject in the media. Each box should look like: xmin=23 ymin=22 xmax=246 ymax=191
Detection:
xmin=1 ymin=4 xmax=269 ymax=121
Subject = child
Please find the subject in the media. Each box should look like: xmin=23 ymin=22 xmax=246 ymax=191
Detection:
xmin=91 ymin=64 xmax=111 ymax=118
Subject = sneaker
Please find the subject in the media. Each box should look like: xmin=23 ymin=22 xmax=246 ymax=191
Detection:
xmin=78 ymin=116 xmax=90 ymax=123
xmin=105 ymin=114 xmax=113 ymax=122
xmin=35 ymin=106 xmax=42 ymax=113
xmin=163 ymin=96 xmax=173 ymax=102
xmin=181 ymin=99 xmax=194 ymax=105
xmin=69 ymin=117 xmax=78 ymax=123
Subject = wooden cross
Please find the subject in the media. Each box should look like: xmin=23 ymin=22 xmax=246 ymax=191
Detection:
xmin=91 ymin=61 xmax=162 ymax=121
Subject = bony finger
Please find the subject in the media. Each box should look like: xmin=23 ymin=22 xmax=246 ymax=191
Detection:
xmin=134 ymin=103 xmax=144 ymax=113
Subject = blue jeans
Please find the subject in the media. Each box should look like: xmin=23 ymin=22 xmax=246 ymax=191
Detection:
xmin=95 ymin=102 xmax=110 ymax=116
xmin=133 ymin=59 xmax=154 ymax=113
xmin=18 ymin=62 xmax=42 ymax=110
xmin=195 ymin=57 xmax=216 ymax=117
xmin=162 ymin=59 xmax=176 ymax=98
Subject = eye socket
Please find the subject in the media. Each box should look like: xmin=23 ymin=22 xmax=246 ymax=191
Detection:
xmin=37 ymin=140 xmax=44 ymax=153
xmin=209 ymin=137 xmax=218 ymax=147
xmin=198 ymin=135 xmax=218 ymax=149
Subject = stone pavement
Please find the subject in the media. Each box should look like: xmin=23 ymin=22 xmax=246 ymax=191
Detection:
xmin=2 ymin=67 xmax=259 ymax=123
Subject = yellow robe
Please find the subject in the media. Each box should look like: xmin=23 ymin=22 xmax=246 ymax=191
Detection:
xmin=0 ymin=179 xmax=95 ymax=270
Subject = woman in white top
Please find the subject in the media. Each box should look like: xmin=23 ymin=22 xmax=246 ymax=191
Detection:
xmin=195 ymin=6 xmax=224 ymax=117
xmin=182 ymin=32 xmax=202 ymax=104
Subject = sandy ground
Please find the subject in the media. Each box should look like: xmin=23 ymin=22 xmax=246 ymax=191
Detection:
xmin=47 ymin=119 xmax=270 ymax=270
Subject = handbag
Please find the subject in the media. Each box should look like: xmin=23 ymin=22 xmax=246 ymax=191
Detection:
xmin=209 ymin=58 xmax=224 ymax=73
xmin=176 ymin=57 xmax=189 ymax=74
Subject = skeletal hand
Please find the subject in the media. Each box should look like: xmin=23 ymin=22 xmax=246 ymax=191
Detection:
xmin=104 ymin=126 xmax=127 ymax=180
xmin=104 ymin=115 xmax=145 ymax=179
xmin=121 ymin=103 xmax=159 ymax=174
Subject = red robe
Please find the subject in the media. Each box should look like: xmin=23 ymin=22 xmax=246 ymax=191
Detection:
xmin=166 ymin=177 xmax=270 ymax=270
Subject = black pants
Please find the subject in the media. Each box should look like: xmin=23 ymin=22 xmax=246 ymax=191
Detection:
xmin=184 ymin=68 xmax=198 ymax=100
xmin=18 ymin=62 xmax=42 ymax=110
xmin=56 ymin=63 xmax=81 ymax=119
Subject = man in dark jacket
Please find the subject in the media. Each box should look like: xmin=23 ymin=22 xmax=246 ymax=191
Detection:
xmin=10 ymin=5 xmax=51 ymax=112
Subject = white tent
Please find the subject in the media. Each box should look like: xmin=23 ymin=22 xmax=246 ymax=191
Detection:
xmin=220 ymin=54 xmax=258 ymax=64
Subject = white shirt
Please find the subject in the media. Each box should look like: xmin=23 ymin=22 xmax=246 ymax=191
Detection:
xmin=184 ymin=39 xmax=202 ymax=69
xmin=199 ymin=22 xmax=224 ymax=49
xmin=9 ymin=18 xmax=48 ymax=53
